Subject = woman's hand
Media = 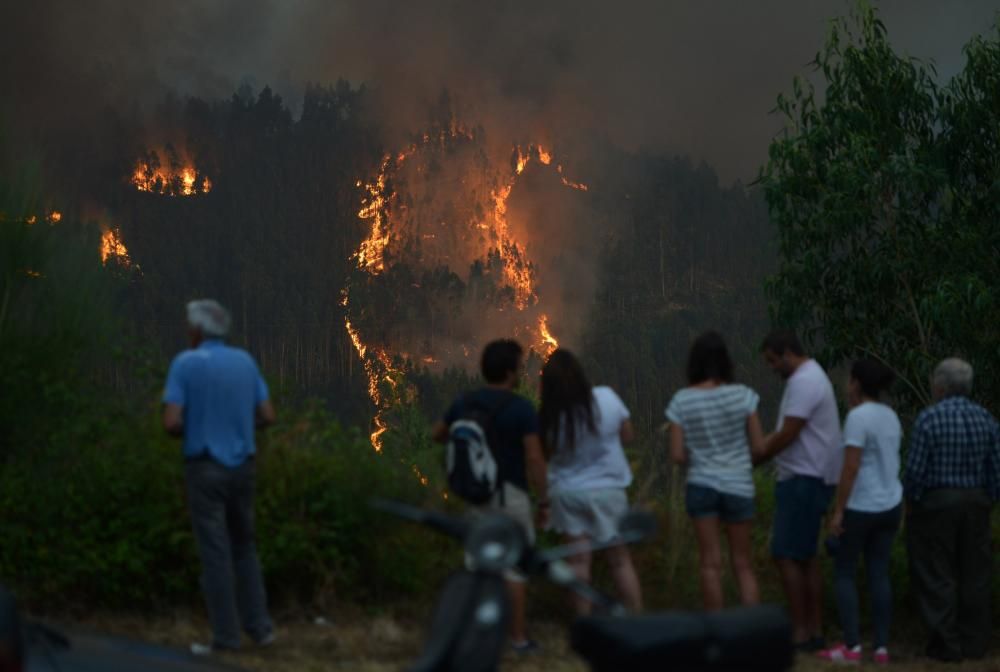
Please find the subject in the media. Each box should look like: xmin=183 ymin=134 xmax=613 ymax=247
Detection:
xmin=828 ymin=510 xmax=845 ymax=537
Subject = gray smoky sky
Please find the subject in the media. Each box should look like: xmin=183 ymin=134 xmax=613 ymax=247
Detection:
xmin=2 ymin=0 xmax=997 ymax=182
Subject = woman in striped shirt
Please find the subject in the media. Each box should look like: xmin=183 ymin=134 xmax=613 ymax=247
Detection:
xmin=667 ymin=331 xmax=765 ymax=610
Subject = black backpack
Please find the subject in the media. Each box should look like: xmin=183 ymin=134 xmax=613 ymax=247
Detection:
xmin=446 ymin=392 xmax=516 ymax=505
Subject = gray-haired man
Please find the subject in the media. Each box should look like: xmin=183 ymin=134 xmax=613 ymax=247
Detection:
xmin=163 ymin=300 xmax=276 ymax=654
xmin=904 ymin=358 xmax=1000 ymax=663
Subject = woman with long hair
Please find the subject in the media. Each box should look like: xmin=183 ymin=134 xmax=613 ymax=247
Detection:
xmin=667 ymin=331 xmax=764 ymax=611
xmin=817 ymin=360 xmax=901 ymax=666
xmin=540 ymin=348 xmax=642 ymax=614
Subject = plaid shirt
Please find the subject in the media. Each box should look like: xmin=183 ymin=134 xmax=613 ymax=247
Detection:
xmin=904 ymin=395 xmax=1000 ymax=502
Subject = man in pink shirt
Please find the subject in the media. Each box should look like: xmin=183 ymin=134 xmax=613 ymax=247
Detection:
xmin=756 ymin=330 xmax=842 ymax=651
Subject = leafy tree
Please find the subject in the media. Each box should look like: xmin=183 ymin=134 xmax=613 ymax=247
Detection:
xmin=758 ymin=1 xmax=1000 ymax=415
xmin=0 ymin=127 xmax=125 ymax=454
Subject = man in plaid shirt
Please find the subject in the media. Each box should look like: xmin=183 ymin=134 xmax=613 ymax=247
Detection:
xmin=904 ymin=358 xmax=1000 ymax=663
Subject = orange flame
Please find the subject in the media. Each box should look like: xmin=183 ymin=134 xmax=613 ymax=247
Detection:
xmin=556 ymin=164 xmax=589 ymax=191
xmin=132 ymin=159 xmax=212 ymax=196
xmin=344 ymin=131 xmax=586 ymax=452
xmin=538 ymin=314 xmax=559 ymax=357
xmin=355 ymin=156 xmax=392 ymax=274
xmin=47 ymin=211 xmax=62 ymax=223
xmin=100 ymin=228 xmax=130 ymax=266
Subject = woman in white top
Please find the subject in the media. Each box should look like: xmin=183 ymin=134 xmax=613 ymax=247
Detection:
xmin=541 ymin=349 xmax=642 ymax=614
xmin=818 ymin=360 xmax=901 ymax=666
xmin=667 ymin=331 xmax=765 ymax=611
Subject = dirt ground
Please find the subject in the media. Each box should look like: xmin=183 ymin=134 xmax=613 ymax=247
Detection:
xmin=75 ymin=609 xmax=1000 ymax=672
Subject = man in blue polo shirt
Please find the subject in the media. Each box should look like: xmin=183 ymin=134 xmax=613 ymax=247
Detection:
xmin=163 ymin=299 xmax=275 ymax=655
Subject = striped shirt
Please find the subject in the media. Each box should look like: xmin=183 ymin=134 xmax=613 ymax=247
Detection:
xmin=666 ymin=384 xmax=760 ymax=498
xmin=904 ymin=395 xmax=1000 ymax=502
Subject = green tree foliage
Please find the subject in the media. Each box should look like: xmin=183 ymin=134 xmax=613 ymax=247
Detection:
xmin=759 ymin=1 xmax=1000 ymax=415
xmin=0 ymin=131 xmax=125 ymax=455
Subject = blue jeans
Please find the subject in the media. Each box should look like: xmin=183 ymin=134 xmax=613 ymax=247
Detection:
xmin=834 ymin=505 xmax=901 ymax=649
xmin=685 ymin=483 xmax=754 ymax=523
xmin=185 ymin=459 xmax=273 ymax=649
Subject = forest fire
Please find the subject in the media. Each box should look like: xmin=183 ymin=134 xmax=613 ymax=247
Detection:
xmin=100 ymin=228 xmax=130 ymax=265
xmin=132 ymin=159 xmax=212 ymax=196
xmin=538 ymin=315 xmax=559 ymax=357
xmin=343 ymin=126 xmax=588 ymax=451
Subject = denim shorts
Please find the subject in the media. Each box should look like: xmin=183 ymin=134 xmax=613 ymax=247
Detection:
xmin=772 ymin=475 xmax=835 ymax=560
xmin=685 ymin=483 xmax=755 ymax=523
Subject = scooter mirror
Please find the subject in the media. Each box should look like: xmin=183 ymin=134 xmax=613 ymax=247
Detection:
xmin=464 ymin=514 xmax=526 ymax=573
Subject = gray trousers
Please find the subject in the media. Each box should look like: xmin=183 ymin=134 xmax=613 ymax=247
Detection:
xmin=906 ymin=489 xmax=993 ymax=661
xmin=185 ymin=458 xmax=273 ymax=649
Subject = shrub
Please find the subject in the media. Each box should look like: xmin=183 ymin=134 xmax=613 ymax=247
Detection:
xmin=0 ymin=400 xmax=455 ymax=610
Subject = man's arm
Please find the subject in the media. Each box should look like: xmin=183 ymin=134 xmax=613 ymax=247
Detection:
xmin=756 ymin=416 xmax=807 ymax=464
xmin=989 ymin=423 xmax=1000 ymax=503
xmin=163 ymin=403 xmax=184 ymax=437
xmin=524 ymin=432 xmax=550 ymax=527
xmin=747 ymin=412 xmax=766 ymax=460
xmin=524 ymin=433 xmax=548 ymax=500
xmin=256 ymin=400 xmax=276 ymax=429
xmin=904 ymin=419 xmax=930 ymax=502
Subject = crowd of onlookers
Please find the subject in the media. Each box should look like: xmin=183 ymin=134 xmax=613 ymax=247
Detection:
xmin=162 ymin=298 xmax=998 ymax=665
xmin=430 ymin=329 xmax=998 ymax=665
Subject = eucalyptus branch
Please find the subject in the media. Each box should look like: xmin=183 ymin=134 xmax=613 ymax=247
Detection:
xmin=857 ymin=345 xmax=930 ymax=407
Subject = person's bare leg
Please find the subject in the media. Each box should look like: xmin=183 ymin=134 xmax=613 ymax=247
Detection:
xmin=804 ymin=557 xmax=824 ymax=641
xmin=725 ymin=522 xmax=759 ymax=606
xmin=775 ymin=558 xmax=809 ymax=643
xmin=564 ymin=534 xmax=593 ymax=616
xmin=693 ymin=516 xmax=724 ymax=611
xmin=605 ymin=544 xmax=643 ymax=612
xmin=506 ymin=580 xmax=528 ymax=643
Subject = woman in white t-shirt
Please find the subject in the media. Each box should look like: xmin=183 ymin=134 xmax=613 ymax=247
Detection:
xmin=818 ymin=360 xmax=901 ymax=666
xmin=540 ymin=349 xmax=642 ymax=614
xmin=666 ymin=331 xmax=765 ymax=611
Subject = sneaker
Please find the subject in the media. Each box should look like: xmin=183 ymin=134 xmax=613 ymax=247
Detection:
xmin=817 ymin=644 xmax=862 ymax=664
xmin=190 ymin=642 xmax=214 ymax=656
xmin=255 ymin=632 xmax=276 ymax=647
xmin=510 ymin=638 xmax=540 ymax=654
xmin=190 ymin=642 xmax=239 ymax=656
xmin=873 ymin=647 xmax=890 ymax=665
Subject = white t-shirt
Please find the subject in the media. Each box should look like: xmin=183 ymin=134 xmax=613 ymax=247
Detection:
xmin=843 ymin=402 xmax=903 ymax=512
xmin=547 ymin=386 xmax=633 ymax=493
xmin=774 ymin=359 xmax=843 ymax=485
xmin=665 ymin=384 xmax=759 ymax=498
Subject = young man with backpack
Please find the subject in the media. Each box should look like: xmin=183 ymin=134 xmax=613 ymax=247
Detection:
xmin=432 ymin=338 xmax=549 ymax=653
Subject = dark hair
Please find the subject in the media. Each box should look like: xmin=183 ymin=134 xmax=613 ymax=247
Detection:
xmin=761 ymin=329 xmax=805 ymax=357
xmin=687 ymin=331 xmax=734 ymax=384
xmin=480 ymin=339 xmax=524 ymax=384
xmin=539 ymin=349 xmax=596 ymax=456
xmin=851 ymin=359 xmax=895 ymax=398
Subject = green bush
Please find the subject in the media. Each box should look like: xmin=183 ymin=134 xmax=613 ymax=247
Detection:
xmin=0 ymin=400 xmax=456 ymax=610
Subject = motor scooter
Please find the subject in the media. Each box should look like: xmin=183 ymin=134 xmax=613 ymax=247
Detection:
xmin=372 ymin=499 xmax=793 ymax=672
